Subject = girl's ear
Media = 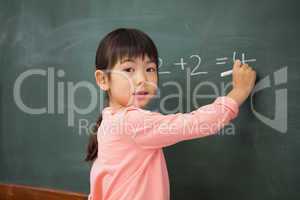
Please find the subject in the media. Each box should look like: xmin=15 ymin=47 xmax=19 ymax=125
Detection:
xmin=95 ymin=69 xmax=109 ymax=91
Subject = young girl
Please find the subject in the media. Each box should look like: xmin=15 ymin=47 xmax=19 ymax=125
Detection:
xmin=85 ymin=28 xmax=256 ymax=200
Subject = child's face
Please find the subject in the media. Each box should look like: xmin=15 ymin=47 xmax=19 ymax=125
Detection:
xmin=106 ymin=55 xmax=158 ymax=109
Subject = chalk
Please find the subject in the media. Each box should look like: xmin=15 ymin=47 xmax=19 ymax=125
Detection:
xmin=220 ymin=70 xmax=233 ymax=77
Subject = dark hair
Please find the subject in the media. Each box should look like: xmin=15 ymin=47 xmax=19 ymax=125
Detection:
xmin=84 ymin=28 xmax=159 ymax=162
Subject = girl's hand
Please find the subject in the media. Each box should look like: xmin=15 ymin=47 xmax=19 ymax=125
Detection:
xmin=227 ymin=59 xmax=256 ymax=106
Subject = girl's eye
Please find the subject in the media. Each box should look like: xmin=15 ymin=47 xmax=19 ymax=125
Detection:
xmin=123 ymin=67 xmax=134 ymax=72
xmin=147 ymin=67 xmax=157 ymax=72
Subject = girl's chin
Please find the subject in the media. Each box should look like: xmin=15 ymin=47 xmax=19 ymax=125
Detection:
xmin=126 ymin=95 xmax=153 ymax=107
xmin=132 ymin=99 xmax=149 ymax=107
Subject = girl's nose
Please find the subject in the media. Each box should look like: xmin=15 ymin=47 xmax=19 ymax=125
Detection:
xmin=135 ymin=70 xmax=147 ymax=86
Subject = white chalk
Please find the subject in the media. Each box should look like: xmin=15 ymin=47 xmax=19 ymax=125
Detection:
xmin=220 ymin=70 xmax=233 ymax=77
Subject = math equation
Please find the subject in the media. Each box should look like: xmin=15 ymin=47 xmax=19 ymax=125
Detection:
xmin=158 ymin=51 xmax=256 ymax=77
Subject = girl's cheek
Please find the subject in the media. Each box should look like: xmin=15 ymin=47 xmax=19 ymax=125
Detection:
xmin=111 ymin=72 xmax=132 ymax=84
xmin=118 ymin=77 xmax=134 ymax=91
xmin=149 ymin=76 xmax=158 ymax=85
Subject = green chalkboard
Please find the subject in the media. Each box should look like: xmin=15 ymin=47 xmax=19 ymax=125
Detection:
xmin=0 ymin=0 xmax=300 ymax=199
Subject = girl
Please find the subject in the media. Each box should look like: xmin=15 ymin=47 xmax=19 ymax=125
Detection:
xmin=85 ymin=28 xmax=256 ymax=200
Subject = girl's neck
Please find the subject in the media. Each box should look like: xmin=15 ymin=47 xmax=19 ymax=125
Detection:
xmin=108 ymin=100 xmax=128 ymax=112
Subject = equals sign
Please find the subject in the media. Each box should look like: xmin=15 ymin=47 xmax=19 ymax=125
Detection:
xmin=216 ymin=57 xmax=228 ymax=65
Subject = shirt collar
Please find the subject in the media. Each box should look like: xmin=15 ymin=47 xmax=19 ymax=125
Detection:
xmin=102 ymin=105 xmax=139 ymax=116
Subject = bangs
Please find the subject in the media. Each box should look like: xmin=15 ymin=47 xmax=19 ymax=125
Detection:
xmin=106 ymin=29 xmax=158 ymax=67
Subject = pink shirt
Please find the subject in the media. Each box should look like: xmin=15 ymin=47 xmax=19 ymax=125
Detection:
xmin=88 ymin=96 xmax=239 ymax=200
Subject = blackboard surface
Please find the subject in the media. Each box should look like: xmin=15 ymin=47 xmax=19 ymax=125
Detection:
xmin=0 ymin=0 xmax=299 ymax=199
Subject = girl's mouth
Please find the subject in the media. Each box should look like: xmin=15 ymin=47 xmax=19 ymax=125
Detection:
xmin=134 ymin=91 xmax=149 ymax=95
xmin=133 ymin=91 xmax=149 ymax=101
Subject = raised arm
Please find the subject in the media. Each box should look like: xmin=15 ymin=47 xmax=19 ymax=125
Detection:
xmin=124 ymin=59 xmax=256 ymax=149
xmin=124 ymin=96 xmax=239 ymax=149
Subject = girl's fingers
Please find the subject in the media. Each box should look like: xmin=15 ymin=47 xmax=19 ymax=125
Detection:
xmin=242 ymin=63 xmax=252 ymax=71
xmin=233 ymin=59 xmax=242 ymax=70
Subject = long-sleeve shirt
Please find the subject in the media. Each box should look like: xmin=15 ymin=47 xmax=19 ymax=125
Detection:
xmin=88 ymin=96 xmax=239 ymax=200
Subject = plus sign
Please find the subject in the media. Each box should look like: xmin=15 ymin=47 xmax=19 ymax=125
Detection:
xmin=174 ymin=57 xmax=187 ymax=70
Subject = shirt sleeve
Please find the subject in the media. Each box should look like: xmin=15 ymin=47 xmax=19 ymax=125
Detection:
xmin=124 ymin=96 xmax=239 ymax=149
